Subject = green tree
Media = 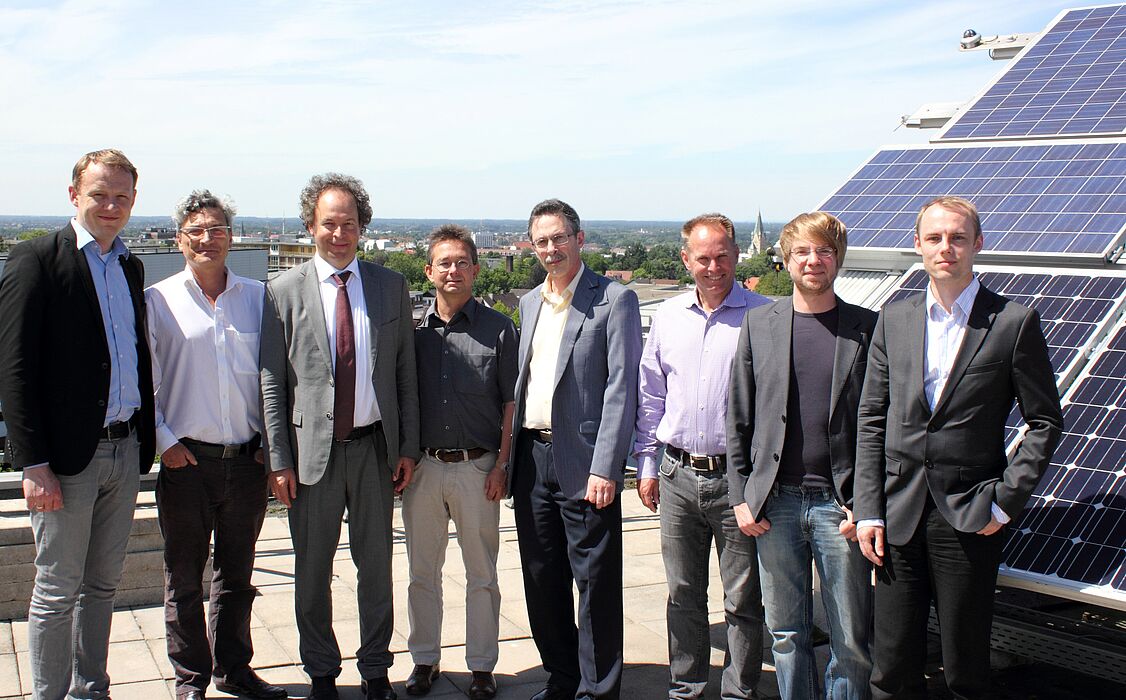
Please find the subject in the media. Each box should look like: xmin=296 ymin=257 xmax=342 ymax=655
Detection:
xmin=492 ymin=300 xmax=520 ymax=327
xmin=735 ymin=251 xmax=774 ymax=282
xmin=17 ymin=229 xmax=50 ymax=241
xmin=754 ymin=270 xmax=793 ymax=296
xmin=475 ymin=266 xmax=513 ymax=295
xmin=581 ymin=252 xmax=609 ymax=274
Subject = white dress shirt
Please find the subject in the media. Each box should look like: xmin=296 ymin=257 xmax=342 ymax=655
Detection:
xmin=145 ymin=268 xmax=265 ymax=454
xmin=313 ymin=254 xmax=381 ymax=429
xmin=522 ymin=264 xmax=586 ymax=429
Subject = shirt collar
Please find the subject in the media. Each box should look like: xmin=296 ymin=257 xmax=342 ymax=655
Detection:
xmin=313 ymin=253 xmax=360 ymax=283
xmin=542 ymin=263 xmax=585 ymax=307
xmin=682 ymin=283 xmax=745 ymax=312
xmin=423 ymin=296 xmax=479 ymax=327
xmin=72 ymin=218 xmax=128 ymax=258
xmin=181 ymin=266 xmax=245 ymax=295
xmin=926 ymin=276 xmax=980 ymax=320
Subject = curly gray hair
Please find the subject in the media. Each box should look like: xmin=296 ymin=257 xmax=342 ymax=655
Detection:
xmin=172 ymin=189 xmax=236 ymax=229
xmin=299 ymin=173 xmax=373 ymax=230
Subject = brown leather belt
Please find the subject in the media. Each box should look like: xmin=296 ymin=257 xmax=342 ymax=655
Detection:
xmin=666 ymin=445 xmax=726 ymax=472
xmin=101 ymin=413 xmax=138 ymax=441
xmin=424 ymin=447 xmax=489 ymax=463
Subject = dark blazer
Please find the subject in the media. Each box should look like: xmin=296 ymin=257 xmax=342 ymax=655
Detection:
xmin=0 ymin=225 xmax=156 ymax=474
xmin=853 ymin=285 xmax=1063 ymax=546
xmin=726 ymin=296 xmax=878 ymax=521
xmin=510 ymin=266 xmax=642 ymax=499
xmin=260 ymin=258 xmax=421 ymax=484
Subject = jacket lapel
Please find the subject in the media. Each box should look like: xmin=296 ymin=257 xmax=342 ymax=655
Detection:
xmin=360 ymin=263 xmax=382 ymax=374
xmin=908 ymin=293 xmax=931 ymax=417
xmin=770 ymin=297 xmax=793 ymax=408
xmin=519 ymin=286 xmax=543 ymax=376
xmin=554 ymin=268 xmax=597 ymax=390
xmin=828 ymin=299 xmax=862 ymax=419
xmin=302 ymin=262 xmax=334 ymax=376
xmin=60 ymin=225 xmax=110 ymax=351
xmin=931 ymin=286 xmax=999 ymax=418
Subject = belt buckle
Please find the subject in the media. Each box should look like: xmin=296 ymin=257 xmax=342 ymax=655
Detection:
xmin=688 ymin=453 xmax=718 ymax=471
xmin=222 ymin=444 xmax=241 ymax=459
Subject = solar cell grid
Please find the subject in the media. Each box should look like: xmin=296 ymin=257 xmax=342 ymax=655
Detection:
xmin=1003 ymin=322 xmax=1126 ymax=595
xmin=939 ymin=5 xmax=1126 ymax=141
xmin=823 ymin=141 xmax=1126 ymax=256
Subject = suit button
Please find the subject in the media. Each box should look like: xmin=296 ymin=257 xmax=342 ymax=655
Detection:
xmin=101 ymin=363 xmax=109 ymax=370
xmin=928 ymin=425 xmax=937 ymax=433
xmin=97 ymin=400 xmax=106 ymax=407
xmin=781 ymin=415 xmax=786 ymax=423
xmin=326 ymin=413 xmax=333 ymax=420
xmin=773 ymin=453 xmax=780 ymax=462
xmin=924 ymin=459 xmax=933 ymax=469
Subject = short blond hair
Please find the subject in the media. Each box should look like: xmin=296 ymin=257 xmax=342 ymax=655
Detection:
xmin=72 ymin=149 xmax=137 ymax=189
xmin=915 ymin=196 xmax=981 ymax=240
xmin=779 ymin=211 xmax=848 ymax=265
xmin=680 ymin=213 xmax=735 ymax=249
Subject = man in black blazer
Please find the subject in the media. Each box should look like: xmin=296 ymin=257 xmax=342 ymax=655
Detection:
xmin=0 ymin=149 xmax=156 ymax=700
xmin=855 ymin=196 xmax=1063 ymax=699
xmin=727 ymin=212 xmax=876 ymax=699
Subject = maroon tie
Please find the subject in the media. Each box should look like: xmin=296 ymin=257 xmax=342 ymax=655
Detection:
xmin=332 ymin=271 xmax=356 ymax=441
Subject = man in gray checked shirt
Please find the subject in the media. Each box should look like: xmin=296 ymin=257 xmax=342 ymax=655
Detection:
xmin=403 ymin=224 xmax=518 ymax=700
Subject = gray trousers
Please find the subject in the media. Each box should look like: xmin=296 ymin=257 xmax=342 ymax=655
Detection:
xmin=402 ymin=452 xmax=501 ymax=671
xmin=660 ymin=453 xmax=764 ymax=700
xmin=28 ymin=431 xmax=141 ymax=700
xmin=288 ymin=429 xmax=394 ymax=681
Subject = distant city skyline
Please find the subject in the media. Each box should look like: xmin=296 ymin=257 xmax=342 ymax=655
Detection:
xmin=1 ymin=1 xmax=1071 ymax=221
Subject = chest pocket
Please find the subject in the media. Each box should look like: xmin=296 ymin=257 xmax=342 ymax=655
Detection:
xmin=453 ymin=353 xmax=494 ymax=395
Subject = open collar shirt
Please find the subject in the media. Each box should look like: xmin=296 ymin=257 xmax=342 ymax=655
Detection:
xmin=522 ymin=264 xmax=586 ymax=430
xmin=633 ymin=284 xmax=769 ymax=479
xmin=145 ymin=267 xmax=265 ymax=454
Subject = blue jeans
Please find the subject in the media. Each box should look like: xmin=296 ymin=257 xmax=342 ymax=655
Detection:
xmin=756 ymin=485 xmax=872 ymax=700
xmin=660 ymin=453 xmax=763 ymax=699
xmin=28 ymin=431 xmax=141 ymax=700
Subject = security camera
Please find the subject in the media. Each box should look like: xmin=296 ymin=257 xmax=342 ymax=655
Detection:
xmin=766 ymin=244 xmax=784 ymax=272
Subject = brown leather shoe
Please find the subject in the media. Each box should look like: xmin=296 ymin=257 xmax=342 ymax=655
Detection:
xmin=215 ymin=670 xmax=288 ymax=699
xmin=468 ymin=671 xmax=496 ymax=699
xmin=404 ymin=665 xmax=439 ymax=696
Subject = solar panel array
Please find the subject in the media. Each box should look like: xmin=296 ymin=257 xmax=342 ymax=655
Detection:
xmin=940 ymin=5 xmax=1126 ymax=141
xmin=820 ymin=140 xmax=1126 ymax=257
xmin=1003 ymin=318 xmax=1126 ymax=599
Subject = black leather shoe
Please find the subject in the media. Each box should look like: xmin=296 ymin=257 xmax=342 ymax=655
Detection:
xmin=468 ymin=671 xmax=496 ymax=699
xmin=528 ymin=686 xmax=573 ymax=700
xmin=307 ymin=677 xmax=338 ymax=700
xmin=179 ymin=691 xmax=206 ymax=700
xmin=216 ymin=670 xmax=288 ymax=699
xmin=361 ymin=676 xmax=397 ymax=700
xmin=404 ymin=665 xmax=438 ymax=696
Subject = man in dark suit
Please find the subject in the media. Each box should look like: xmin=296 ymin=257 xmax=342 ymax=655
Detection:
xmin=0 ymin=149 xmax=156 ymax=700
xmin=854 ymin=196 xmax=1063 ymax=699
xmin=511 ymin=199 xmax=642 ymax=700
xmin=727 ymin=212 xmax=875 ymax=699
xmin=261 ymin=173 xmax=420 ymax=700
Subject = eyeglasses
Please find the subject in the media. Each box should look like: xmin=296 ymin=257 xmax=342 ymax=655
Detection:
xmin=790 ymin=246 xmax=836 ymax=259
xmin=531 ymin=233 xmax=575 ymax=250
xmin=180 ymin=226 xmax=231 ymax=240
xmin=433 ymin=259 xmax=473 ymax=272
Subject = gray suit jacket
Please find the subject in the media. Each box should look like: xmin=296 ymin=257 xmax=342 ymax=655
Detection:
xmin=726 ymin=297 xmax=878 ymax=521
xmin=511 ymin=267 xmax=642 ymax=499
xmin=853 ymin=285 xmax=1063 ymax=545
xmin=260 ymin=258 xmax=421 ymax=484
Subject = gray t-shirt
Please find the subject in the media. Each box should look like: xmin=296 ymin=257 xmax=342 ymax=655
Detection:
xmin=779 ymin=307 xmax=838 ymax=489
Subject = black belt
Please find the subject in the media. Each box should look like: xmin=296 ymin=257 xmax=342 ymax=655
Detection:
xmin=101 ymin=413 xmax=138 ymax=441
xmin=180 ymin=435 xmax=261 ymax=460
xmin=525 ymin=428 xmax=553 ymax=443
xmin=424 ymin=447 xmax=490 ymax=463
xmin=335 ymin=422 xmax=377 ymax=443
xmin=666 ymin=445 xmax=726 ymax=472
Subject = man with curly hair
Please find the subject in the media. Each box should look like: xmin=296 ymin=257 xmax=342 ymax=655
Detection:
xmin=261 ymin=173 xmax=420 ymax=700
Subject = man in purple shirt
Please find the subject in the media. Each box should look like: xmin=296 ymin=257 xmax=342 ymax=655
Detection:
xmin=634 ymin=213 xmax=769 ymax=699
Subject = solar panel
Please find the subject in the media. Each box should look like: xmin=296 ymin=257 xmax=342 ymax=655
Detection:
xmin=820 ymin=140 xmax=1126 ymax=257
xmin=938 ymin=5 xmax=1126 ymax=142
xmin=1003 ymin=318 xmax=1126 ymax=603
xmin=878 ymin=265 xmax=1126 ymax=445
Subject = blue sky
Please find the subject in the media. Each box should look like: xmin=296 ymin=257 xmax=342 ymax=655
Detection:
xmin=0 ymin=0 xmax=1080 ymax=221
